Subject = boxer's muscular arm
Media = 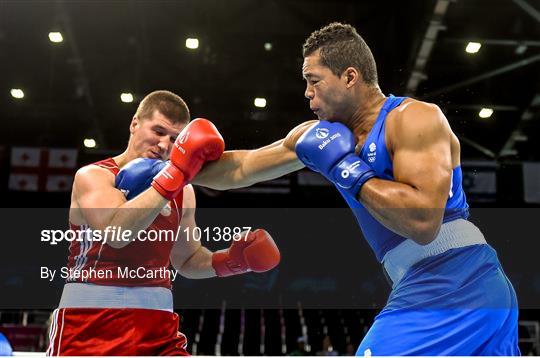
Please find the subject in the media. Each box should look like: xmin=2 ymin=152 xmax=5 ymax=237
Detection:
xmin=73 ymin=165 xmax=168 ymax=248
xmin=358 ymin=102 xmax=451 ymax=245
xmin=191 ymin=120 xmax=317 ymax=190
xmin=169 ymin=185 xmax=216 ymax=279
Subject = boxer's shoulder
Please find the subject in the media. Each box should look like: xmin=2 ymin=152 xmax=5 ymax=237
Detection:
xmin=73 ymin=164 xmax=116 ymax=194
xmin=386 ymin=99 xmax=447 ymax=150
xmin=389 ymin=99 xmax=443 ymax=125
xmin=76 ymin=164 xmax=115 ymax=181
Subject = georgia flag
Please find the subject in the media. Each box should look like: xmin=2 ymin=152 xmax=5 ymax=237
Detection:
xmin=9 ymin=147 xmax=78 ymax=192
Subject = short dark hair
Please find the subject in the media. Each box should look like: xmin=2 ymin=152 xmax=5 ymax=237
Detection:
xmin=303 ymin=22 xmax=378 ymax=85
xmin=135 ymin=90 xmax=190 ymax=124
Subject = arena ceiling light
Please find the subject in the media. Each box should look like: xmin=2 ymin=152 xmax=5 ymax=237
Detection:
xmin=48 ymin=32 xmax=63 ymax=43
xmin=83 ymin=138 xmax=96 ymax=148
xmin=465 ymin=42 xmax=482 ymax=54
xmin=10 ymin=88 xmax=24 ymax=99
xmin=264 ymin=42 xmax=272 ymax=51
xmin=254 ymin=97 xmax=267 ymax=108
xmin=479 ymin=108 xmax=493 ymax=118
xmin=120 ymin=93 xmax=134 ymax=103
xmin=185 ymin=38 xmax=199 ymax=49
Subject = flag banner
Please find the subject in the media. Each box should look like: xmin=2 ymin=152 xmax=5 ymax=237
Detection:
xmin=9 ymin=147 xmax=78 ymax=192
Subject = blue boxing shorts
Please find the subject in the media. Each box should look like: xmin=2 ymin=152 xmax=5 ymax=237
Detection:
xmin=357 ymin=221 xmax=520 ymax=356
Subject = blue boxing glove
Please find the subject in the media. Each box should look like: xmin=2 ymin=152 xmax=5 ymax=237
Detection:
xmin=115 ymin=158 xmax=167 ymax=200
xmin=295 ymin=121 xmax=377 ymax=198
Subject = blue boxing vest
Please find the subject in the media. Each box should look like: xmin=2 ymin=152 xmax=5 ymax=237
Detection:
xmin=337 ymin=95 xmax=469 ymax=262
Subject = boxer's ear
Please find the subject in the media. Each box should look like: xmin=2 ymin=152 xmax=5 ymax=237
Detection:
xmin=344 ymin=67 xmax=359 ymax=88
xmin=129 ymin=116 xmax=139 ymax=134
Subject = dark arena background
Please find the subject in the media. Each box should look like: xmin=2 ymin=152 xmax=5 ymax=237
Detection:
xmin=0 ymin=0 xmax=539 ymax=356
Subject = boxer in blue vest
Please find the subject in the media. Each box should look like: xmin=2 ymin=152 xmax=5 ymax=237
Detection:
xmin=290 ymin=23 xmax=519 ymax=355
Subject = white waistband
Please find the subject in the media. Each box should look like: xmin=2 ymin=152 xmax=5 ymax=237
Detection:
xmin=382 ymin=219 xmax=487 ymax=288
xmin=59 ymin=283 xmax=173 ymax=312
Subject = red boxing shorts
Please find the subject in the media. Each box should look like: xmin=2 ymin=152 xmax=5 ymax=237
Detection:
xmin=46 ymin=308 xmax=189 ymax=356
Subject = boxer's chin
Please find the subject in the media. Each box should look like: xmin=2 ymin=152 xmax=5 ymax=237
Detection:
xmin=314 ymin=110 xmax=326 ymax=120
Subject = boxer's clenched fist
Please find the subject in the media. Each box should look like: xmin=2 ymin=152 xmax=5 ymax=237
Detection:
xmin=152 ymin=118 xmax=225 ymax=200
xmin=212 ymin=229 xmax=280 ymax=277
xmin=295 ymin=120 xmax=376 ymax=198
xmin=116 ymin=158 xmax=166 ymax=200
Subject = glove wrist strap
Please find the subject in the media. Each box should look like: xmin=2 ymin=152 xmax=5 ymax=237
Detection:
xmin=151 ymin=163 xmax=186 ymax=200
xmin=330 ymin=153 xmax=377 ymax=198
xmin=212 ymin=250 xmax=249 ymax=277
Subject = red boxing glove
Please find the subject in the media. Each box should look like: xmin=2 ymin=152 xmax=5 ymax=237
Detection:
xmin=152 ymin=118 xmax=225 ymax=200
xmin=212 ymin=229 xmax=281 ymax=277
